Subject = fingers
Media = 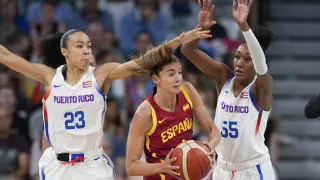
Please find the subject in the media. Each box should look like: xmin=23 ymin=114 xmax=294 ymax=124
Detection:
xmin=192 ymin=27 xmax=203 ymax=33
xmin=168 ymin=170 xmax=181 ymax=179
xmin=196 ymin=31 xmax=212 ymax=39
xmin=210 ymin=4 xmax=215 ymax=15
xmin=232 ymin=0 xmax=237 ymax=11
xmin=198 ymin=0 xmax=202 ymax=8
xmin=210 ymin=20 xmax=217 ymax=26
xmin=166 ymin=148 xmax=175 ymax=160
xmin=207 ymin=150 xmax=215 ymax=157
xmin=248 ymin=0 xmax=254 ymax=8
xmin=208 ymin=0 xmax=212 ymax=9
xmin=203 ymin=0 xmax=207 ymax=8
xmin=169 ymin=164 xmax=179 ymax=170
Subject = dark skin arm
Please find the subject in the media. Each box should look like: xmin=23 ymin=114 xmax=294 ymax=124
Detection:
xmin=181 ymin=0 xmax=233 ymax=94
xmin=232 ymin=0 xmax=273 ymax=110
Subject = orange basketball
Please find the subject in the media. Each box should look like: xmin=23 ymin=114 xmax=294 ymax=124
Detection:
xmin=170 ymin=140 xmax=212 ymax=180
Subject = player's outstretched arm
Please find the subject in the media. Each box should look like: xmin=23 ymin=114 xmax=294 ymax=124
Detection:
xmin=126 ymin=101 xmax=180 ymax=177
xmin=96 ymin=28 xmax=211 ymax=81
xmin=181 ymin=0 xmax=233 ymax=89
xmin=183 ymin=82 xmax=221 ymax=149
xmin=304 ymin=93 xmax=320 ymax=119
xmin=232 ymin=0 xmax=273 ymax=111
xmin=0 ymin=45 xmax=54 ymax=85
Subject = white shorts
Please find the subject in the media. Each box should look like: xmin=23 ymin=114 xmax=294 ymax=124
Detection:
xmin=212 ymin=160 xmax=275 ymax=180
xmin=39 ymin=147 xmax=115 ymax=180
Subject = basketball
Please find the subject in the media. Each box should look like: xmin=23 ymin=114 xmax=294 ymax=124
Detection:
xmin=170 ymin=140 xmax=212 ymax=180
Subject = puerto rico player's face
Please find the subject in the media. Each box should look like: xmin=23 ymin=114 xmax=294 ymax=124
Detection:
xmin=153 ymin=62 xmax=183 ymax=94
xmin=233 ymin=44 xmax=255 ymax=81
xmin=63 ymin=32 xmax=92 ymax=70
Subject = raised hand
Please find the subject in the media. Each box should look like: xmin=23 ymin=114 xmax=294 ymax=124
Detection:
xmin=161 ymin=149 xmax=181 ymax=180
xmin=232 ymin=0 xmax=254 ymax=26
xmin=198 ymin=0 xmax=216 ymax=30
xmin=179 ymin=28 xmax=212 ymax=44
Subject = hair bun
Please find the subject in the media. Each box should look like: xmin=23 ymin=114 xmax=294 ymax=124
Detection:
xmin=253 ymin=26 xmax=274 ymax=51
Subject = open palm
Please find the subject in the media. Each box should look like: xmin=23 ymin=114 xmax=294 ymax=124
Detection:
xmin=232 ymin=0 xmax=253 ymax=25
xmin=198 ymin=0 xmax=216 ymax=30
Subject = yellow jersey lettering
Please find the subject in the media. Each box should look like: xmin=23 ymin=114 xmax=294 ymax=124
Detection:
xmin=161 ymin=131 xmax=168 ymax=143
xmin=179 ymin=122 xmax=185 ymax=132
xmin=172 ymin=125 xmax=178 ymax=136
xmin=167 ymin=127 xmax=174 ymax=140
xmin=161 ymin=118 xmax=193 ymax=143
xmin=184 ymin=118 xmax=192 ymax=130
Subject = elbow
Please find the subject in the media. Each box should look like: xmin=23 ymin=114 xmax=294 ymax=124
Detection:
xmin=126 ymin=161 xmax=136 ymax=176
xmin=126 ymin=164 xmax=133 ymax=176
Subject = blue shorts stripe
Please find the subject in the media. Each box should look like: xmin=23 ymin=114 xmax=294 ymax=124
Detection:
xmin=41 ymin=166 xmax=46 ymax=180
xmin=256 ymin=164 xmax=263 ymax=180
xmin=103 ymin=154 xmax=116 ymax=178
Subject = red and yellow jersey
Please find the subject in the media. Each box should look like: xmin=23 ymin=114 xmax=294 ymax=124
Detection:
xmin=143 ymin=86 xmax=194 ymax=180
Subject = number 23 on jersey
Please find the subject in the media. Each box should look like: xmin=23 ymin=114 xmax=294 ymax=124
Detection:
xmin=221 ymin=121 xmax=239 ymax=138
xmin=64 ymin=111 xmax=86 ymax=130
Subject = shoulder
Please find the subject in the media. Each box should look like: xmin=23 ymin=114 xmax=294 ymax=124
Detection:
xmin=135 ymin=100 xmax=152 ymax=119
xmin=131 ymin=100 xmax=153 ymax=133
xmin=182 ymin=81 xmax=197 ymax=97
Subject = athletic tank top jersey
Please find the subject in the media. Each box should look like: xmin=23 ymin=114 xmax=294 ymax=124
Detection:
xmin=214 ymin=75 xmax=270 ymax=162
xmin=42 ymin=65 xmax=106 ymax=154
xmin=143 ymin=86 xmax=194 ymax=180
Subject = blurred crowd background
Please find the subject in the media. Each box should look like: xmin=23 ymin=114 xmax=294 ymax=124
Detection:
xmin=1 ymin=0 xmax=318 ymax=180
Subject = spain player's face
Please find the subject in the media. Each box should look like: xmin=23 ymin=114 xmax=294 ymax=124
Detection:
xmin=65 ymin=32 xmax=93 ymax=70
xmin=155 ymin=62 xmax=183 ymax=94
xmin=233 ymin=44 xmax=255 ymax=81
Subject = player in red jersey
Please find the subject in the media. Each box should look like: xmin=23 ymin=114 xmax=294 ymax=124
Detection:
xmin=126 ymin=42 xmax=221 ymax=179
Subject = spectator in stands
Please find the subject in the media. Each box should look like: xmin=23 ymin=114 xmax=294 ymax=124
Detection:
xmin=160 ymin=0 xmax=199 ymax=38
xmin=0 ymin=0 xmax=30 ymax=57
xmin=135 ymin=30 xmax=155 ymax=55
xmin=120 ymin=0 xmax=168 ymax=55
xmin=69 ymin=0 xmax=114 ymax=32
xmin=27 ymin=0 xmax=73 ymax=25
xmin=28 ymin=107 xmax=43 ymax=180
xmin=0 ymin=85 xmax=30 ymax=144
xmin=0 ymin=68 xmax=9 ymax=86
xmin=30 ymin=1 xmax=66 ymax=47
xmin=86 ymin=21 xmax=118 ymax=56
xmin=0 ymin=105 xmax=30 ymax=180
xmin=304 ymin=93 xmax=320 ymax=118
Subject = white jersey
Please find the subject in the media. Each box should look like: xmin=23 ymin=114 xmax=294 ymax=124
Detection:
xmin=214 ymin=75 xmax=270 ymax=163
xmin=42 ymin=65 xmax=106 ymax=154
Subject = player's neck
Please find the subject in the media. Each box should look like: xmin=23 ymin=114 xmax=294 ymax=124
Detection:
xmin=233 ymin=77 xmax=253 ymax=91
xmin=154 ymin=88 xmax=177 ymax=112
xmin=66 ymin=66 xmax=87 ymax=85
